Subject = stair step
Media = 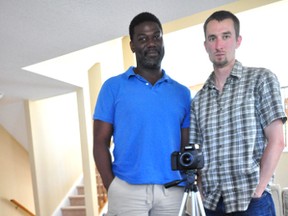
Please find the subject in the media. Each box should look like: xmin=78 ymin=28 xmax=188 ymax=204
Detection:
xmin=69 ymin=195 xmax=85 ymax=206
xmin=61 ymin=206 xmax=86 ymax=216
xmin=77 ymin=185 xmax=84 ymax=195
xmin=60 ymin=172 xmax=109 ymax=215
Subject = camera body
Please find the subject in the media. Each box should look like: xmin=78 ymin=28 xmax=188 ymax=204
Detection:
xmin=171 ymin=145 xmax=204 ymax=171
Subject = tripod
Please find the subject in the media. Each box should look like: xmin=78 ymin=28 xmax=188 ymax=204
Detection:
xmin=164 ymin=170 xmax=206 ymax=216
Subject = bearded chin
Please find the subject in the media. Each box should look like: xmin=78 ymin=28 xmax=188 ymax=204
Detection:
xmin=142 ymin=55 xmax=163 ymax=69
xmin=145 ymin=60 xmax=161 ymax=69
xmin=214 ymin=59 xmax=228 ymax=68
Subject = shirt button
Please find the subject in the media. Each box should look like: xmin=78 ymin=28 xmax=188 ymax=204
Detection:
xmin=146 ymin=83 xmax=149 ymax=85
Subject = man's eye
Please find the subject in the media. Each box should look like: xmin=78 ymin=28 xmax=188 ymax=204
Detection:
xmin=154 ymin=34 xmax=162 ymax=40
xmin=208 ymin=37 xmax=215 ymax=42
xmin=223 ymin=34 xmax=230 ymax=40
xmin=138 ymin=37 xmax=147 ymax=42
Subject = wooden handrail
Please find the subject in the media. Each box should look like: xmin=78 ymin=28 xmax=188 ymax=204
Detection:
xmin=10 ymin=199 xmax=35 ymax=216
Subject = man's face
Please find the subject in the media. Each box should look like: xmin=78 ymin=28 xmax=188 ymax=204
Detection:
xmin=204 ymin=19 xmax=242 ymax=68
xmin=130 ymin=21 xmax=164 ymax=70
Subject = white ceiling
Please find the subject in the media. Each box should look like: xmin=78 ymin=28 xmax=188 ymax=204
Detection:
xmin=0 ymin=0 xmax=239 ymax=105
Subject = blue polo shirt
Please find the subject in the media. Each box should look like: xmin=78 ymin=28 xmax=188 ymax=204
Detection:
xmin=93 ymin=66 xmax=191 ymax=185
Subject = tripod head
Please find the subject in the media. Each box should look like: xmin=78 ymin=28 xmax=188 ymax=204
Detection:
xmin=164 ymin=170 xmax=206 ymax=216
xmin=164 ymin=170 xmax=198 ymax=192
xmin=165 ymin=170 xmax=206 ymax=216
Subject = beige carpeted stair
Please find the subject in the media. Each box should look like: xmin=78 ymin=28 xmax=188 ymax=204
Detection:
xmin=61 ymin=186 xmax=86 ymax=216
xmin=61 ymin=171 xmax=107 ymax=216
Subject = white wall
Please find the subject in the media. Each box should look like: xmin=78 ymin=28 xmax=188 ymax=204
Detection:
xmin=162 ymin=0 xmax=288 ymax=88
xmin=0 ymin=126 xmax=34 ymax=216
xmin=0 ymin=101 xmax=29 ymax=150
xmin=28 ymin=92 xmax=83 ymax=215
xmin=24 ymin=38 xmax=125 ymax=86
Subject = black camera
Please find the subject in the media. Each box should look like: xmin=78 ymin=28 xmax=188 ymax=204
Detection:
xmin=171 ymin=145 xmax=204 ymax=171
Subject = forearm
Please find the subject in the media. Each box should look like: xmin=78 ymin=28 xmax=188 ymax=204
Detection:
xmin=94 ymin=144 xmax=114 ymax=190
xmin=93 ymin=120 xmax=114 ymax=190
xmin=255 ymin=138 xmax=284 ymax=197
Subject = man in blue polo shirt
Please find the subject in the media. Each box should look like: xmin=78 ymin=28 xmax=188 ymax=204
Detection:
xmin=93 ymin=12 xmax=191 ymax=216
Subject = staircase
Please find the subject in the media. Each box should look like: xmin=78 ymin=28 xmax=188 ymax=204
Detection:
xmin=61 ymin=171 xmax=108 ymax=216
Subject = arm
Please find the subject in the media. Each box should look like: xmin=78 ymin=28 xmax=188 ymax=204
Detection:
xmin=253 ymin=119 xmax=285 ymax=197
xmin=93 ymin=120 xmax=114 ymax=190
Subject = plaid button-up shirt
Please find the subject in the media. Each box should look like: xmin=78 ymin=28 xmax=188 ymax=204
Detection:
xmin=189 ymin=60 xmax=286 ymax=213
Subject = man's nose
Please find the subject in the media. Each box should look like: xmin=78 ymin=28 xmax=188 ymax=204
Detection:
xmin=215 ymin=38 xmax=223 ymax=49
xmin=146 ymin=37 xmax=157 ymax=47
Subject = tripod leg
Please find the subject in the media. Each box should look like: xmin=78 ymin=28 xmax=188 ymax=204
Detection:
xmin=178 ymin=191 xmax=189 ymax=216
xmin=192 ymin=192 xmax=202 ymax=216
xmin=196 ymin=191 xmax=206 ymax=216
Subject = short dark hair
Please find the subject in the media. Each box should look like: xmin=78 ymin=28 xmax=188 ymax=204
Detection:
xmin=203 ymin=10 xmax=240 ymax=38
xmin=129 ymin=12 xmax=163 ymax=40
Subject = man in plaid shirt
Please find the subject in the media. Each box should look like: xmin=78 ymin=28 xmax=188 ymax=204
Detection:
xmin=189 ymin=10 xmax=287 ymax=215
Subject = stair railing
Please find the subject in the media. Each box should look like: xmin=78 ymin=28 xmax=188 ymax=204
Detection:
xmin=10 ymin=199 xmax=35 ymax=216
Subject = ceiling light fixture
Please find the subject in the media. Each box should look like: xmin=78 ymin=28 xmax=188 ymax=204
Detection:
xmin=0 ymin=92 xmax=4 ymax=100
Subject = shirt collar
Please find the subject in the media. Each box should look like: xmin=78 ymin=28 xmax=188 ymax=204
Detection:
xmin=125 ymin=66 xmax=171 ymax=83
xmin=204 ymin=60 xmax=243 ymax=90
xmin=230 ymin=60 xmax=243 ymax=79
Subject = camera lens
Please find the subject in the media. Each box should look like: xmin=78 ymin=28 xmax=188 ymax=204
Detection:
xmin=179 ymin=152 xmax=194 ymax=167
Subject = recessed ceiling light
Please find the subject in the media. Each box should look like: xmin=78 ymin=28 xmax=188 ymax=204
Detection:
xmin=0 ymin=92 xmax=4 ymax=100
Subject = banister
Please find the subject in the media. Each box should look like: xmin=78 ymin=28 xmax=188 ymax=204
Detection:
xmin=10 ymin=199 xmax=35 ymax=216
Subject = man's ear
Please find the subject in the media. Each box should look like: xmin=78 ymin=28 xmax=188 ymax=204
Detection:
xmin=204 ymin=40 xmax=208 ymax=53
xmin=236 ymin=35 xmax=242 ymax=49
xmin=130 ymin=41 xmax=135 ymax=53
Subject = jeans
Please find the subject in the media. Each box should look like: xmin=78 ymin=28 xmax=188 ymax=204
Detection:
xmin=205 ymin=191 xmax=276 ymax=216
